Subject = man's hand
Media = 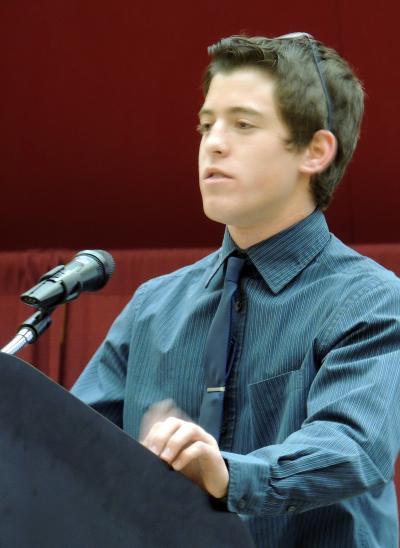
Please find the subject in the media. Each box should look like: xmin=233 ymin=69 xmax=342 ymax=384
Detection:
xmin=140 ymin=400 xmax=229 ymax=499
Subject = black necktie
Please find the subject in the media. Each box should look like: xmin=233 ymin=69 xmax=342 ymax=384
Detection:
xmin=198 ymin=255 xmax=246 ymax=442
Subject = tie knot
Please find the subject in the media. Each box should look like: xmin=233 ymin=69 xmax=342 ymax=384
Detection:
xmin=225 ymin=255 xmax=246 ymax=284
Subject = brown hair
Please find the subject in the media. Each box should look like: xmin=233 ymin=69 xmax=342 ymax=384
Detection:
xmin=203 ymin=35 xmax=364 ymax=209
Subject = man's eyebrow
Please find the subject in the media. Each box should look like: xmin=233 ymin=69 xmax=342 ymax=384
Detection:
xmin=198 ymin=106 xmax=263 ymax=118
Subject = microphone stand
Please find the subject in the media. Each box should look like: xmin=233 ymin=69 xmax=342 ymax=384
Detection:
xmin=1 ymin=308 xmax=54 ymax=356
xmin=1 ymin=249 xmax=115 ymax=357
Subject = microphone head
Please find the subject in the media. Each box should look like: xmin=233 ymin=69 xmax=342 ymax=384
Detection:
xmin=75 ymin=250 xmax=116 ymax=289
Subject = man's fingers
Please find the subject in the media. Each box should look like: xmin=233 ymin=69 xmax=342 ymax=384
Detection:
xmin=139 ymin=399 xmax=189 ymax=441
xmin=170 ymin=440 xmax=214 ymax=470
xmin=142 ymin=415 xmax=218 ymax=465
xmin=141 ymin=416 xmax=183 ymax=456
xmin=159 ymin=422 xmax=217 ymax=463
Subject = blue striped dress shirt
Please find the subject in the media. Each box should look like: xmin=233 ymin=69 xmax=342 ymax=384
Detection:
xmin=72 ymin=210 xmax=400 ymax=547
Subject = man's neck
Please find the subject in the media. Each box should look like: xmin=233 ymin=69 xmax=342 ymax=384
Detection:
xmin=228 ymin=205 xmax=316 ymax=250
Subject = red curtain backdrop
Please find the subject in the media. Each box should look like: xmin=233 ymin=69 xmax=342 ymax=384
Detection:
xmin=1 ymin=0 xmax=400 ymax=251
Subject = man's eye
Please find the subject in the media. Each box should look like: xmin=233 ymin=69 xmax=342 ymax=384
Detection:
xmin=236 ymin=120 xmax=253 ymax=130
xmin=196 ymin=122 xmax=212 ymax=134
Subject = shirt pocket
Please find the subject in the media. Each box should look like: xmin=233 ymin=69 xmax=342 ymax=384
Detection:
xmin=248 ymin=369 xmax=308 ymax=448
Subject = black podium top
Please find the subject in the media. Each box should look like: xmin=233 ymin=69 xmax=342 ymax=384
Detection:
xmin=0 ymin=352 xmax=254 ymax=547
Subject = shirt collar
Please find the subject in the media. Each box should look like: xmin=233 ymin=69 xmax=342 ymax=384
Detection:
xmin=205 ymin=209 xmax=330 ymax=293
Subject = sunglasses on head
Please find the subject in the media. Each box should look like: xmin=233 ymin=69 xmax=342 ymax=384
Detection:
xmin=272 ymin=32 xmax=333 ymax=133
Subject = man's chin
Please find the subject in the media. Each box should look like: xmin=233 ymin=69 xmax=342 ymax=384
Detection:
xmin=202 ymin=206 xmax=233 ymax=226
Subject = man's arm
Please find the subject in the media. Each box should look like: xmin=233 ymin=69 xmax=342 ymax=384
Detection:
xmin=71 ymin=289 xmax=144 ymax=427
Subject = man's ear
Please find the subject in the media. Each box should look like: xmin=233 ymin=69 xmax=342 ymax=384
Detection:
xmin=299 ymin=130 xmax=337 ymax=175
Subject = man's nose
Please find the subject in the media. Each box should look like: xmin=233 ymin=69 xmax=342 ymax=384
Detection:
xmin=204 ymin=123 xmax=229 ymax=156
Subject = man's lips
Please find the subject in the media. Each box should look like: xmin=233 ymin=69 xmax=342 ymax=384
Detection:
xmin=203 ymin=167 xmax=233 ymax=180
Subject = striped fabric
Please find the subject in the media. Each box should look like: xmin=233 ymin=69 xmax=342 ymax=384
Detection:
xmin=72 ymin=209 xmax=400 ymax=547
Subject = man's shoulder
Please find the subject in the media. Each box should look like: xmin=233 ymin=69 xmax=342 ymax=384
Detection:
xmin=318 ymin=235 xmax=400 ymax=301
xmin=324 ymin=235 xmax=399 ymax=280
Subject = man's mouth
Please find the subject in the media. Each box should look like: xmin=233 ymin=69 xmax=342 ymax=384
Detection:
xmin=204 ymin=167 xmax=233 ymax=180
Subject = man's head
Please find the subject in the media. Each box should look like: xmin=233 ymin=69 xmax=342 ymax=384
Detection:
xmin=201 ymin=34 xmax=364 ymax=211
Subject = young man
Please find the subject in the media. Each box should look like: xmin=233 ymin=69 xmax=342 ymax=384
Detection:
xmin=72 ymin=34 xmax=400 ymax=547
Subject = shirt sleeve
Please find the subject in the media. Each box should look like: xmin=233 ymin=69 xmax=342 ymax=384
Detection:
xmin=70 ymin=285 xmax=145 ymax=427
xmin=222 ymin=278 xmax=400 ymax=517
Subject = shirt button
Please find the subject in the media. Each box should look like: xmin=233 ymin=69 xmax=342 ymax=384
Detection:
xmin=237 ymin=498 xmax=246 ymax=510
xmin=286 ymin=505 xmax=297 ymax=513
xmin=234 ymin=299 xmax=242 ymax=312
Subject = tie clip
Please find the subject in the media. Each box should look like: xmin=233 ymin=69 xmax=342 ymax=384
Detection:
xmin=207 ymin=386 xmax=225 ymax=392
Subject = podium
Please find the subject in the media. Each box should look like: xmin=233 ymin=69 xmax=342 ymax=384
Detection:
xmin=0 ymin=352 xmax=254 ymax=547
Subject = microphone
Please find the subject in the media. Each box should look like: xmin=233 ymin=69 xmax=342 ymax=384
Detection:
xmin=20 ymin=250 xmax=115 ymax=310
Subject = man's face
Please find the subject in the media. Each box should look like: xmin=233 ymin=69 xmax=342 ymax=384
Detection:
xmin=198 ymin=68 xmax=313 ymax=243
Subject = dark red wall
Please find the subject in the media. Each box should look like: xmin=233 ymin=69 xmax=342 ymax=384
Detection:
xmin=1 ymin=1 xmax=399 ymax=250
